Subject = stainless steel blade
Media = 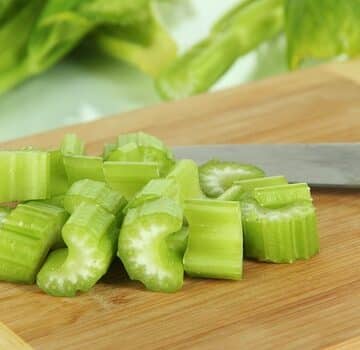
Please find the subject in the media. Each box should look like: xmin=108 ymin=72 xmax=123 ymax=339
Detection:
xmin=172 ymin=144 xmax=360 ymax=188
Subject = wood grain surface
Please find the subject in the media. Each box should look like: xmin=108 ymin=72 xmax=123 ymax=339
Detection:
xmin=0 ymin=60 xmax=359 ymax=350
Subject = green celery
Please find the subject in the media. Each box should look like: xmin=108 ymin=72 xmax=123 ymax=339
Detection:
xmin=0 ymin=150 xmax=50 ymax=202
xmin=103 ymin=161 xmax=160 ymax=200
xmin=103 ymin=143 xmax=117 ymax=159
xmin=242 ymin=197 xmax=319 ymax=263
xmin=64 ymin=179 xmax=127 ymax=216
xmin=63 ymin=155 xmax=105 ymax=184
xmin=167 ymin=226 xmax=189 ymax=259
xmin=0 ymin=206 xmax=11 ymax=227
xmin=234 ymin=175 xmax=288 ymax=195
xmin=156 ymin=0 xmax=284 ymax=99
xmin=167 ymin=159 xmax=204 ymax=203
xmin=118 ymin=198 xmax=184 ymax=292
xmin=60 ymin=133 xmax=85 ymax=155
xmin=183 ymin=199 xmax=243 ymax=280
xmin=0 ymin=201 xmax=68 ymax=283
xmin=37 ymin=202 xmax=117 ymax=297
xmin=199 ymin=159 xmax=265 ymax=198
xmin=126 ymin=178 xmax=180 ymax=211
xmin=49 ymin=150 xmax=69 ymax=196
xmin=252 ymin=183 xmax=312 ymax=209
xmin=217 ymin=184 xmax=243 ymax=201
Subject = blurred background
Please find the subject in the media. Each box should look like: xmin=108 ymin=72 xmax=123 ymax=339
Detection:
xmin=0 ymin=0 xmax=357 ymax=142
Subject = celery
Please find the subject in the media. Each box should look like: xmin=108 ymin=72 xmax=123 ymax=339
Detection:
xmin=64 ymin=179 xmax=127 ymax=224
xmin=107 ymin=132 xmax=175 ymax=176
xmin=0 ymin=207 xmax=11 ymax=227
xmin=0 ymin=202 xmax=68 ymax=283
xmin=234 ymin=175 xmax=288 ymax=195
xmin=252 ymin=183 xmax=312 ymax=209
xmin=103 ymin=143 xmax=117 ymax=159
xmin=0 ymin=150 xmax=50 ymax=203
xmin=156 ymin=0 xmax=284 ymax=99
xmin=103 ymin=161 xmax=160 ymax=200
xmin=49 ymin=150 xmax=69 ymax=196
xmin=118 ymin=198 xmax=184 ymax=292
xmin=183 ymin=199 xmax=243 ymax=280
xmin=37 ymin=202 xmax=117 ymax=297
xmin=126 ymin=178 xmax=180 ymax=211
xmin=60 ymin=133 xmax=85 ymax=155
xmin=167 ymin=226 xmax=189 ymax=259
xmin=217 ymin=185 xmax=243 ymax=201
xmin=87 ymin=2 xmax=177 ymax=77
xmin=167 ymin=159 xmax=204 ymax=202
xmin=199 ymin=160 xmax=265 ymax=198
xmin=63 ymin=155 xmax=105 ymax=184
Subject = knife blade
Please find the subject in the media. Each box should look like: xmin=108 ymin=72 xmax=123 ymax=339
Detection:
xmin=172 ymin=144 xmax=360 ymax=188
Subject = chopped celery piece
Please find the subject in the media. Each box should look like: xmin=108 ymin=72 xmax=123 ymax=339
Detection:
xmin=242 ymin=198 xmax=319 ymax=263
xmin=0 ymin=150 xmax=50 ymax=203
xmin=49 ymin=150 xmax=69 ymax=196
xmin=107 ymin=132 xmax=175 ymax=176
xmin=253 ymin=183 xmax=312 ymax=209
xmin=217 ymin=185 xmax=243 ymax=201
xmin=0 ymin=206 xmax=11 ymax=227
xmin=60 ymin=134 xmax=85 ymax=156
xmin=64 ymin=179 xmax=127 ymax=216
xmin=103 ymin=143 xmax=117 ymax=159
xmin=103 ymin=161 xmax=160 ymax=200
xmin=199 ymin=160 xmax=265 ymax=198
xmin=126 ymin=178 xmax=180 ymax=211
xmin=63 ymin=155 xmax=105 ymax=184
xmin=0 ymin=202 xmax=68 ymax=283
xmin=167 ymin=159 xmax=204 ymax=202
xmin=183 ymin=199 xmax=243 ymax=280
xmin=234 ymin=175 xmax=288 ymax=196
xmin=167 ymin=226 xmax=189 ymax=259
xmin=42 ymin=195 xmax=65 ymax=209
xmin=118 ymin=198 xmax=184 ymax=292
xmin=37 ymin=202 xmax=117 ymax=297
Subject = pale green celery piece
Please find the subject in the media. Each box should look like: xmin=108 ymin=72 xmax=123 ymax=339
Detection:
xmin=60 ymin=133 xmax=85 ymax=155
xmin=103 ymin=143 xmax=117 ymax=159
xmin=49 ymin=150 xmax=69 ymax=196
xmin=118 ymin=198 xmax=184 ymax=292
xmin=183 ymin=199 xmax=243 ymax=280
xmin=167 ymin=159 xmax=204 ymax=203
xmin=0 ymin=201 xmax=68 ymax=283
xmin=233 ymin=175 xmax=288 ymax=201
xmin=0 ymin=0 xmax=151 ymax=95
xmin=87 ymin=2 xmax=177 ymax=77
xmin=217 ymin=184 xmax=243 ymax=201
xmin=199 ymin=160 xmax=265 ymax=198
xmin=103 ymin=161 xmax=160 ymax=200
xmin=64 ymin=179 xmax=127 ymax=216
xmin=0 ymin=206 xmax=11 ymax=227
xmin=0 ymin=150 xmax=50 ymax=202
xmin=42 ymin=195 xmax=65 ymax=208
xmin=156 ymin=0 xmax=284 ymax=99
xmin=63 ymin=155 xmax=105 ymax=184
xmin=167 ymin=226 xmax=189 ymax=259
xmin=285 ymin=0 xmax=360 ymax=69
xmin=108 ymin=132 xmax=175 ymax=176
xmin=241 ymin=198 xmax=319 ymax=263
xmin=0 ymin=0 xmax=43 ymax=74
xmin=252 ymin=183 xmax=312 ymax=209
xmin=126 ymin=178 xmax=180 ymax=211
xmin=37 ymin=202 xmax=117 ymax=297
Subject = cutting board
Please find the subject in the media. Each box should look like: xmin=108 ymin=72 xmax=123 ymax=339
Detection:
xmin=1 ymin=60 xmax=359 ymax=350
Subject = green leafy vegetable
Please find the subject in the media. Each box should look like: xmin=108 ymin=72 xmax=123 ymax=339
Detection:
xmin=183 ymin=199 xmax=243 ymax=280
xmin=118 ymin=198 xmax=184 ymax=292
xmin=156 ymin=0 xmax=284 ymax=99
xmin=286 ymin=0 xmax=360 ymax=69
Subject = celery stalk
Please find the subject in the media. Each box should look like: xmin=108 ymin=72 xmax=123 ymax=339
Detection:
xmin=118 ymin=198 xmax=184 ymax=292
xmin=0 ymin=207 xmax=11 ymax=227
xmin=167 ymin=226 xmax=189 ymax=259
xmin=217 ymin=185 xmax=243 ymax=201
xmin=63 ymin=155 xmax=105 ymax=184
xmin=0 ymin=202 xmax=68 ymax=283
xmin=37 ymin=202 xmax=117 ymax=297
xmin=103 ymin=161 xmax=160 ymax=200
xmin=167 ymin=159 xmax=204 ymax=202
xmin=183 ymin=199 xmax=243 ymax=280
xmin=0 ymin=150 xmax=50 ymax=203
xmin=60 ymin=133 xmax=85 ymax=155
xmin=156 ymin=0 xmax=284 ymax=99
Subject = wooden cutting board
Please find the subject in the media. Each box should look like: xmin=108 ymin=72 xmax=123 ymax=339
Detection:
xmin=1 ymin=60 xmax=359 ymax=350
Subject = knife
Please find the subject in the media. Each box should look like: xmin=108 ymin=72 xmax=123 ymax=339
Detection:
xmin=172 ymin=143 xmax=360 ymax=188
